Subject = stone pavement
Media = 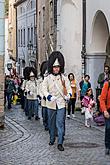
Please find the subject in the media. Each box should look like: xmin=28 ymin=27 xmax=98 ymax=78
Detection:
xmin=0 ymin=105 xmax=110 ymax=165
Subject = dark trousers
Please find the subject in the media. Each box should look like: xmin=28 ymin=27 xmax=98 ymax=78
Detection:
xmin=68 ymin=98 xmax=76 ymax=115
xmin=105 ymin=111 xmax=110 ymax=149
xmin=42 ymin=106 xmax=48 ymax=129
xmin=6 ymin=92 xmax=13 ymax=109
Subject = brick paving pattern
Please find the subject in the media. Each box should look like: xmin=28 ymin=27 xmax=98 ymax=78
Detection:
xmin=0 ymin=105 xmax=110 ymax=165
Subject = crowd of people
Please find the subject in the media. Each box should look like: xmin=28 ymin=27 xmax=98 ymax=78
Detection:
xmin=4 ymin=51 xmax=110 ymax=154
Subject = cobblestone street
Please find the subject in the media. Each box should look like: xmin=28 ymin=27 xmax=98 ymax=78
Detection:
xmin=0 ymin=105 xmax=110 ymax=165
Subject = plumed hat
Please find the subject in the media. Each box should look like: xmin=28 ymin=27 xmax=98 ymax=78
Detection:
xmin=48 ymin=51 xmax=65 ymax=74
xmin=40 ymin=61 xmax=48 ymax=79
xmin=53 ymin=58 xmax=60 ymax=66
xmin=23 ymin=67 xmax=37 ymax=80
xmin=29 ymin=71 xmax=35 ymax=77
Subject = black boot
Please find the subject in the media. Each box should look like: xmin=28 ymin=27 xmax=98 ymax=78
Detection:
xmin=57 ymin=144 xmax=64 ymax=151
xmin=35 ymin=116 xmax=40 ymax=120
xmin=49 ymin=142 xmax=54 ymax=145
xmin=105 ymin=148 xmax=110 ymax=155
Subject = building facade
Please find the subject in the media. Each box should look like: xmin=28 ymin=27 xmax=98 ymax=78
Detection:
xmin=8 ymin=0 xmax=16 ymax=60
xmin=37 ymin=0 xmax=57 ymax=73
xmin=14 ymin=0 xmax=37 ymax=76
xmin=37 ymin=0 xmax=82 ymax=80
xmin=37 ymin=0 xmax=110 ymax=97
xmin=0 ymin=0 xmax=5 ymax=128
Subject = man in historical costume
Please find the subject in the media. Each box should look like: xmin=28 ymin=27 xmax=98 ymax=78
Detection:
xmin=39 ymin=61 xmax=49 ymax=131
xmin=25 ymin=68 xmax=40 ymax=120
xmin=42 ymin=51 xmax=72 ymax=151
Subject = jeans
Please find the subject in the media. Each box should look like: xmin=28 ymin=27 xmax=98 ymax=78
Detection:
xmin=105 ymin=111 xmax=110 ymax=149
xmin=42 ymin=106 xmax=48 ymax=129
xmin=48 ymin=107 xmax=66 ymax=144
xmin=28 ymin=99 xmax=39 ymax=118
xmin=6 ymin=92 xmax=13 ymax=109
xmin=24 ymin=96 xmax=29 ymax=116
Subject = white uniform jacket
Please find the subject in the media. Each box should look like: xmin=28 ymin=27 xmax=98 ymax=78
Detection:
xmin=38 ymin=77 xmax=46 ymax=107
xmin=25 ymin=79 xmax=39 ymax=100
xmin=42 ymin=74 xmax=72 ymax=110
xmin=21 ymin=80 xmax=28 ymax=97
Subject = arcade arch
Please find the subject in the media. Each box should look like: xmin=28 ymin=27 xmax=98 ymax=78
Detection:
xmin=86 ymin=10 xmax=110 ymax=97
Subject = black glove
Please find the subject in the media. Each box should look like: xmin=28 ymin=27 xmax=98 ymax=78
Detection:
xmin=24 ymin=91 xmax=27 ymax=95
xmin=43 ymin=96 xmax=46 ymax=101
xmin=37 ymin=95 xmax=41 ymax=100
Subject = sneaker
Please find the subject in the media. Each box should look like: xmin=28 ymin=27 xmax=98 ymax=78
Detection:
xmin=49 ymin=142 xmax=54 ymax=145
xmin=72 ymin=114 xmax=76 ymax=118
xmin=67 ymin=115 xmax=70 ymax=119
xmin=28 ymin=117 xmax=31 ymax=120
xmin=35 ymin=116 xmax=40 ymax=120
xmin=105 ymin=148 xmax=110 ymax=155
xmin=45 ymin=127 xmax=49 ymax=131
xmin=57 ymin=144 xmax=64 ymax=151
xmin=85 ymin=124 xmax=90 ymax=128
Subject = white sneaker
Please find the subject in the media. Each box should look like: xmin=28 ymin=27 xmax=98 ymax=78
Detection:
xmin=67 ymin=115 xmax=70 ymax=119
xmin=72 ymin=114 xmax=76 ymax=118
xmin=85 ymin=124 xmax=90 ymax=128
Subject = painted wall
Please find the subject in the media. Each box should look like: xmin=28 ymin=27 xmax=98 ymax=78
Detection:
xmin=5 ymin=18 xmax=10 ymax=75
xmin=57 ymin=0 xmax=82 ymax=82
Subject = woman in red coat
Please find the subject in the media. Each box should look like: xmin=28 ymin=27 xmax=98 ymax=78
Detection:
xmin=100 ymin=81 xmax=110 ymax=155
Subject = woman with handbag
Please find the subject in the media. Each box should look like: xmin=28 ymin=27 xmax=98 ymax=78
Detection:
xmin=100 ymin=81 xmax=110 ymax=155
xmin=67 ymin=73 xmax=77 ymax=119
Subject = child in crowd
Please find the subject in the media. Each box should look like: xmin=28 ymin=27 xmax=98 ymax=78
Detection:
xmin=81 ymin=88 xmax=95 ymax=127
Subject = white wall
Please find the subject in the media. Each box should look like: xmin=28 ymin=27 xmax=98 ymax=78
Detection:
xmin=57 ymin=0 xmax=82 ymax=82
xmin=5 ymin=18 xmax=10 ymax=75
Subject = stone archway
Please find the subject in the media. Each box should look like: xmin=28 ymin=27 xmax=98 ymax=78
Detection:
xmin=90 ymin=10 xmax=109 ymax=53
xmin=86 ymin=10 xmax=109 ymax=98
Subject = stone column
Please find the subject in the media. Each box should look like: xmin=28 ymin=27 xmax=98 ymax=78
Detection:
xmin=0 ymin=0 xmax=5 ymax=128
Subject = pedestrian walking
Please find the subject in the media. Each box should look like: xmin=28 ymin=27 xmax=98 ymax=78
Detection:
xmin=42 ymin=51 xmax=72 ymax=151
xmin=5 ymin=75 xmax=16 ymax=110
xmin=82 ymin=88 xmax=95 ymax=127
xmin=78 ymin=74 xmax=91 ymax=114
xmin=25 ymin=69 xmax=40 ymax=120
xmin=39 ymin=61 xmax=49 ymax=131
xmin=100 ymin=80 xmax=110 ymax=155
xmin=67 ymin=73 xmax=77 ymax=119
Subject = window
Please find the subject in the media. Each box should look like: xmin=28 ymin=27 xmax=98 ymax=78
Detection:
xmin=42 ymin=7 xmax=45 ymax=37
xmin=39 ymin=11 xmax=41 ymax=38
xmin=31 ymin=27 xmax=33 ymax=45
xmin=21 ymin=29 xmax=22 ymax=46
xmin=23 ymin=29 xmax=25 ymax=46
xmin=50 ymin=1 xmax=54 ymax=35
xmin=27 ymin=28 xmax=30 ymax=44
xmin=18 ymin=29 xmax=20 ymax=46
xmin=34 ymin=26 xmax=37 ymax=47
